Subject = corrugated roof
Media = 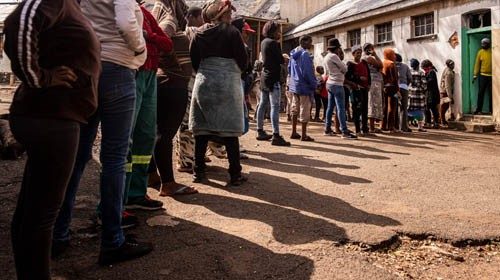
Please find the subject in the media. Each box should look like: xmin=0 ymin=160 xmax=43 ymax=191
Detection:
xmin=184 ymin=0 xmax=279 ymax=19
xmin=285 ymin=0 xmax=414 ymax=37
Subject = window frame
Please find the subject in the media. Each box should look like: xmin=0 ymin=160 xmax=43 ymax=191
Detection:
xmin=347 ymin=29 xmax=361 ymax=48
xmin=375 ymin=22 xmax=393 ymax=44
xmin=412 ymin=13 xmax=435 ymax=38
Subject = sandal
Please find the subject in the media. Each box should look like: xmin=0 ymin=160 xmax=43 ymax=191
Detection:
xmin=160 ymin=183 xmax=198 ymax=197
xmin=301 ymin=135 xmax=315 ymax=142
xmin=290 ymin=133 xmax=301 ymax=140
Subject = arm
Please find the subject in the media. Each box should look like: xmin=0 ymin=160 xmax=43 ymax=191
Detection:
xmin=144 ymin=7 xmax=173 ymax=53
xmin=190 ymin=37 xmax=201 ymax=72
xmin=406 ymin=65 xmax=412 ymax=85
xmin=233 ymin=31 xmax=248 ymax=72
xmin=332 ymin=55 xmax=348 ymax=74
xmin=473 ymin=50 xmax=481 ymax=78
xmin=4 ymin=0 xmax=74 ymax=88
xmin=114 ymin=0 xmax=146 ymax=53
xmin=445 ymin=71 xmax=454 ymax=97
xmin=151 ymin=1 xmax=176 ymax=37
xmin=302 ymin=54 xmax=318 ymax=89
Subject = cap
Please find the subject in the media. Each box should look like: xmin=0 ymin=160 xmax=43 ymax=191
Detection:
xmin=243 ymin=22 xmax=256 ymax=33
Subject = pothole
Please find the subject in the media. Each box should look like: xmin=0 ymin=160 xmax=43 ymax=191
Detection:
xmin=344 ymin=233 xmax=500 ymax=279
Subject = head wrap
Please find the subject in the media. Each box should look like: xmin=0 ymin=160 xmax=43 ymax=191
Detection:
xmin=410 ymin=59 xmax=420 ymax=70
xmin=202 ymin=0 xmax=236 ymax=22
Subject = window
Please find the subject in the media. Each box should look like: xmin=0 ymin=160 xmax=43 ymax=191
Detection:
xmin=412 ymin=13 xmax=435 ymax=37
xmin=375 ymin=22 xmax=392 ymax=44
xmin=347 ymin=29 xmax=361 ymax=48
xmin=465 ymin=10 xmax=491 ymax=29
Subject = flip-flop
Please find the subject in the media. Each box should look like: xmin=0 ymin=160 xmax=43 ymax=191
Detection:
xmin=161 ymin=186 xmax=198 ymax=197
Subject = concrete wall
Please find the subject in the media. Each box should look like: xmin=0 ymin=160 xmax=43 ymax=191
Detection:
xmin=308 ymin=0 xmax=498 ymax=121
xmin=281 ymin=0 xmax=341 ymax=24
xmin=493 ymin=2 xmax=500 ymax=124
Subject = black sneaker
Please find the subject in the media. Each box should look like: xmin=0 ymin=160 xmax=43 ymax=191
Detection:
xmin=324 ymin=130 xmax=336 ymax=136
xmin=192 ymin=172 xmax=208 ymax=183
xmin=126 ymin=195 xmax=164 ymax=211
xmin=98 ymin=235 xmax=153 ymax=266
xmin=271 ymin=135 xmax=291 ymax=146
xmin=341 ymin=133 xmax=358 ymax=140
xmin=97 ymin=211 xmax=139 ymax=229
xmin=256 ymin=130 xmax=273 ymax=141
xmin=51 ymin=240 xmax=70 ymax=260
xmin=230 ymin=175 xmax=248 ymax=186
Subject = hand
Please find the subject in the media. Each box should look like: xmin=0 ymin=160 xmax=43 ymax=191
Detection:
xmin=47 ymin=66 xmax=77 ymax=88
xmin=472 ymin=76 xmax=477 ymax=84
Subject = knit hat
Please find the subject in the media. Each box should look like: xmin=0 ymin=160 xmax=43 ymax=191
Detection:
xmin=351 ymin=45 xmax=362 ymax=54
xmin=202 ymin=0 xmax=236 ymax=22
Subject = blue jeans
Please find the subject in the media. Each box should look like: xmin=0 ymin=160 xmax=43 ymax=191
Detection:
xmin=256 ymin=82 xmax=281 ymax=135
xmin=325 ymin=84 xmax=348 ymax=134
xmin=53 ymin=62 xmax=136 ymax=249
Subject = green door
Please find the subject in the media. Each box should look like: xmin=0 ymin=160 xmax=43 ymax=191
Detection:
xmin=462 ymin=27 xmax=492 ymax=114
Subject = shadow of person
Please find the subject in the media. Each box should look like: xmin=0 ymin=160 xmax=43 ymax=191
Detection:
xmin=246 ymin=151 xmax=361 ymax=169
xmin=175 ymin=192 xmax=349 ymax=245
xmin=205 ymin=169 xmax=400 ymax=228
xmin=51 ymin=215 xmax=315 ymax=280
xmin=289 ymin=144 xmax=392 ymax=160
xmin=244 ymin=157 xmax=371 ymax=185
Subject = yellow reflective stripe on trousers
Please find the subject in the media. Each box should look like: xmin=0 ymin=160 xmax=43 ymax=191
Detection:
xmin=132 ymin=155 xmax=152 ymax=165
xmin=125 ymin=163 xmax=133 ymax=173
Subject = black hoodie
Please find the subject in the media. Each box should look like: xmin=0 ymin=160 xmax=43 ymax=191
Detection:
xmin=189 ymin=22 xmax=247 ymax=72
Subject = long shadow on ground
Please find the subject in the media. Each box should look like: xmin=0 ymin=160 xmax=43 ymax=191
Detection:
xmin=201 ymin=167 xmax=399 ymax=228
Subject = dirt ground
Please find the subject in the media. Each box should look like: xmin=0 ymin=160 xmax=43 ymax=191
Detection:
xmin=1 ymin=119 xmax=500 ymax=280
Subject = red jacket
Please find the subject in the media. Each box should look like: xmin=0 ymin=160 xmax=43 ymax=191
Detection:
xmin=140 ymin=6 xmax=173 ymax=71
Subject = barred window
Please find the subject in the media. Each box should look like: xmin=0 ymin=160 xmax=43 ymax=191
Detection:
xmin=412 ymin=13 xmax=434 ymax=37
xmin=375 ymin=22 xmax=392 ymax=44
xmin=347 ymin=29 xmax=361 ymax=48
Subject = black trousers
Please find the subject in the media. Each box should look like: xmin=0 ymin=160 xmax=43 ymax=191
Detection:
xmin=314 ymin=94 xmax=322 ymax=119
xmin=351 ymin=89 xmax=369 ymax=133
xmin=425 ymin=102 xmax=439 ymax=125
xmin=10 ymin=116 xmax=79 ymax=280
xmin=150 ymin=86 xmax=188 ymax=183
xmin=194 ymin=135 xmax=241 ymax=178
xmin=476 ymin=75 xmax=492 ymax=113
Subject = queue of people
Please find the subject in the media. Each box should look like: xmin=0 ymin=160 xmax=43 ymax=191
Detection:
xmin=2 ymin=0 xmax=476 ymax=278
xmin=272 ymin=38 xmax=459 ymax=141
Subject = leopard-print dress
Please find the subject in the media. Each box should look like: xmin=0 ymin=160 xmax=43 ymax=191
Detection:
xmin=175 ymin=77 xmax=226 ymax=169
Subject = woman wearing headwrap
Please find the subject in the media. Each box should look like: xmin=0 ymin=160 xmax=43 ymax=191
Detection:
xmin=440 ymin=59 xmax=455 ymax=125
xmin=382 ymin=48 xmax=400 ymax=132
xmin=408 ymin=59 xmax=427 ymax=132
xmin=421 ymin=59 xmax=440 ymax=128
xmin=189 ymin=0 xmax=248 ymax=186
xmin=363 ymin=43 xmax=384 ymax=133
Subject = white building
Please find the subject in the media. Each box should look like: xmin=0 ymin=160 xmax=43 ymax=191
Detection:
xmin=284 ymin=0 xmax=500 ymax=126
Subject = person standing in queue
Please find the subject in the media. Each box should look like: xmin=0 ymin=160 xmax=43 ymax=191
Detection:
xmin=189 ymin=0 xmax=248 ymax=186
xmin=256 ymin=20 xmax=291 ymax=146
xmin=4 ymin=0 xmax=101 ymax=277
xmin=56 ymin=0 xmax=152 ymax=267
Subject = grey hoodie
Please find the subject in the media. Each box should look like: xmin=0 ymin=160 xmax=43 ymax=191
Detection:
xmin=80 ymin=0 xmax=147 ymax=70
